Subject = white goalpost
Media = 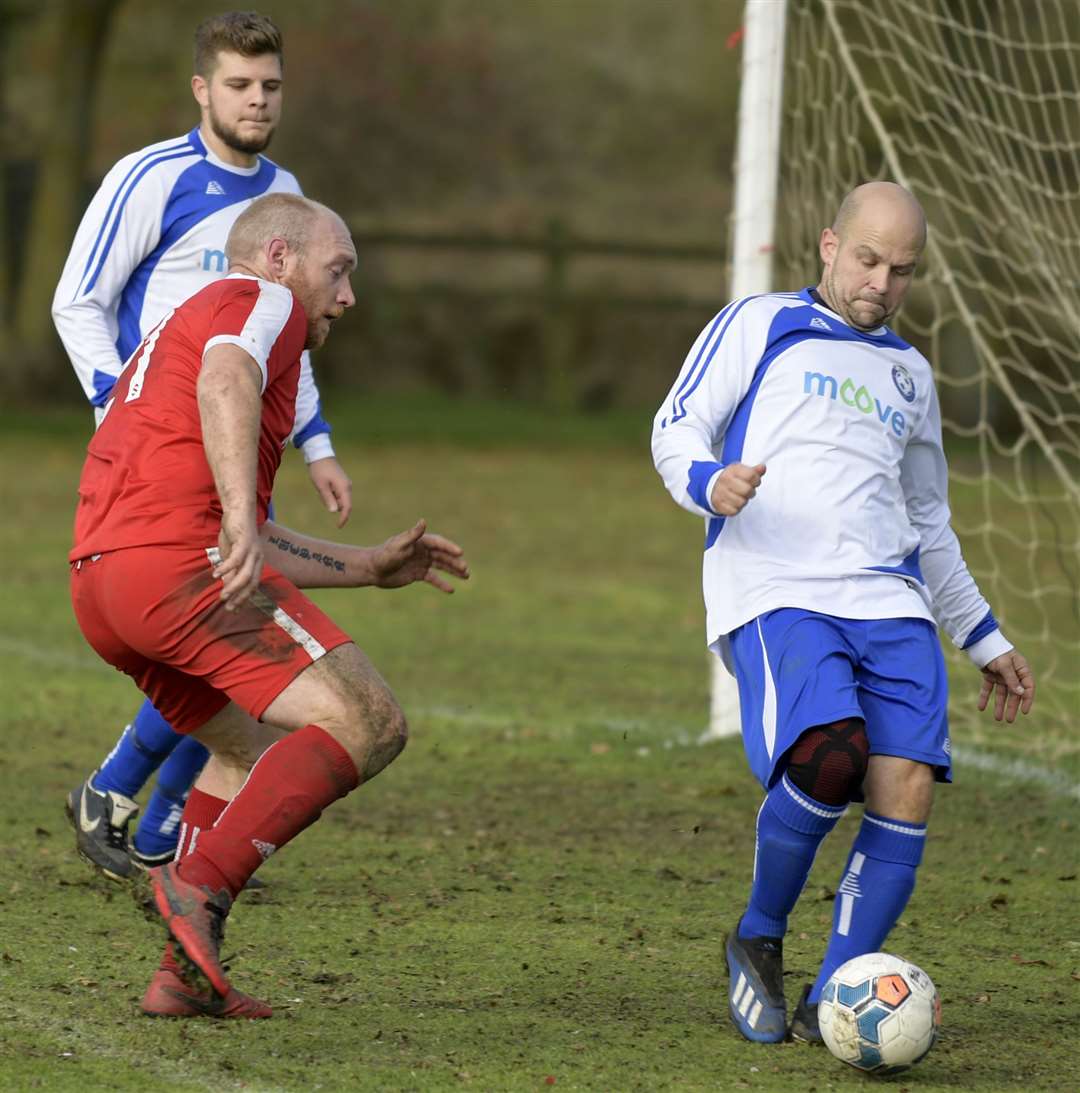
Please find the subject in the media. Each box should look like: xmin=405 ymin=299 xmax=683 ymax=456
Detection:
xmin=710 ymin=0 xmax=1080 ymax=743
xmin=704 ymin=0 xmax=789 ymax=740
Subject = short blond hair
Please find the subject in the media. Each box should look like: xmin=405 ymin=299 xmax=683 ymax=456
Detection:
xmin=226 ymin=193 xmax=323 ymax=263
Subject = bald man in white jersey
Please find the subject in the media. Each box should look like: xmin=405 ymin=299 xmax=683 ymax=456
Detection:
xmin=54 ymin=12 xmax=353 ymax=881
xmin=653 ymin=182 xmax=1035 ymax=1045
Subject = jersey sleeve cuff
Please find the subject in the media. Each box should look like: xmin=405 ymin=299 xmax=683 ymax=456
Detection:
xmin=965 ymin=629 xmax=1012 ymax=669
xmin=90 ymin=368 xmax=119 ymax=407
xmin=703 ymin=468 xmax=726 ymax=516
xmin=687 ymin=460 xmax=726 ymax=516
xmin=300 ymin=432 xmax=335 ymax=464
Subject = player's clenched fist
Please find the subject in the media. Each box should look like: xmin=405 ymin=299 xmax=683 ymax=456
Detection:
xmin=710 ymin=462 xmax=767 ymax=516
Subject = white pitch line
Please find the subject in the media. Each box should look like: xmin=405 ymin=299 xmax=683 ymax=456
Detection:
xmin=7 ymin=638 xmax=1078 ymax=801
xmin=414 ymin=705 xmax=1080 ymax=801
xmin=951 ymin=745 xmax=1080 ymax=802
xmin=0 ymin=634 xmax=112 ymax=674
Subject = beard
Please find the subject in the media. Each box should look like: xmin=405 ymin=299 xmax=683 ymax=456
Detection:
xmin=304 ymin=316 xmax=329 ymax=350
xmin=290 ymin=273 xmax=330 ymax=349
xmin=208 ymin=107 xmax=276 ymax=155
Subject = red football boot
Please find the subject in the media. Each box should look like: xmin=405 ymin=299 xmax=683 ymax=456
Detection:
xmin=143 ymin=862 xmax=233 ymax=997
xmin=141 ymin=943 xmax=271 ymax=1019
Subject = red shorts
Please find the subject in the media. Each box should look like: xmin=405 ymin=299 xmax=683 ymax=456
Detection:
xmin=70 ymin=545 xmax=352 ymax=734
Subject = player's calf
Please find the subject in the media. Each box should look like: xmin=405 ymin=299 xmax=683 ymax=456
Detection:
xmin=736 ymin=720 xmax=864 ymax=944
xmin=192 ymin=705 xmax=286 ymax=791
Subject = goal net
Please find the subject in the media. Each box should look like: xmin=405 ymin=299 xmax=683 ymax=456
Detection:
xmin=715 ymin=0 xmax=1080 ymax=750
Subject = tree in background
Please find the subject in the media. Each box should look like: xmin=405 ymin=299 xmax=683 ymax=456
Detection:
xmin=1 ymin=0 xmax=120 ymax=397
xmin=1 ymin=0 xmax=742 ymax=406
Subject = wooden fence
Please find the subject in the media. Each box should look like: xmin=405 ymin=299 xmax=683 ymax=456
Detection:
xmin=348 ymin=218 xmax=727 ymax=407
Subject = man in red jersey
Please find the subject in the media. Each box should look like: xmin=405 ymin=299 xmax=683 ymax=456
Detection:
xmin=70 ymin=192 xmax=470 ymax=1019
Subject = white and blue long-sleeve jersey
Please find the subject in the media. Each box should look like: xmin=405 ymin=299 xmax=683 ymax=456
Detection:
xmin=52 ymin=128 xmax=333 ymax=461
xmin=652 ymin=289 xmax=1011 ymax=671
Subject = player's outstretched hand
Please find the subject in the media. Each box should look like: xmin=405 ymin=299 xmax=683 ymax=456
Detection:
xmin=214 ymin=519 xmax=264 ymax=611
xmin=710 ymin=462 xmax=767 ymax=516
xmin=371 ymin=519 xmax=470 ymax=593
xmin=977 ymin=649 xmax=1035 ymax=723
xmin=308 ymin=456 xmax=353 ymax=528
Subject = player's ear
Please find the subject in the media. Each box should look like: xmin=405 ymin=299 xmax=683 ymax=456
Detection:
xmin=819 ymin=227 xmax=838 ymax=266
xmin=192 ymin=74 xmax=209 ymax=109
xmin=265 ymin=237 xmax=290 ymax=277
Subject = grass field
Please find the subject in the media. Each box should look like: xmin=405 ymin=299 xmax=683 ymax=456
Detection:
xmin=0 ymin=396 xmax=1076 ymax=1092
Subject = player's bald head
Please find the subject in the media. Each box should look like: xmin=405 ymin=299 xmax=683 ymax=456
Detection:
xmin=226 ymin=193 xmax=340 ymax=264
xmin=227 ymin=193 xmax=357 ymax=349
xmin=816 ymin=182 xmax=925 ymax=330
xmin=831 ymin=182 xmax=927 ymax=254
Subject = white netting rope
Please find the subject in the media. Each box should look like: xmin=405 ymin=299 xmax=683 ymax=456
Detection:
xmin=778 ymin=0 xmax=1080 ymax=746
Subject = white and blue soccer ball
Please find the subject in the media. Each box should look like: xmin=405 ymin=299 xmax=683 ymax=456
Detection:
xmin=818 ymin=952 xmax=940 ymax=1075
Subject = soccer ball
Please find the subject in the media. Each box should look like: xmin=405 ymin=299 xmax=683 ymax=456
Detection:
xmin=818 ymin=952 xmax=940 ymax=1075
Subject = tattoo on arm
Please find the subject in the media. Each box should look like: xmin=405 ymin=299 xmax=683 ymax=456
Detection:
xmin=267 ymin=534 xmax=346 ymax=572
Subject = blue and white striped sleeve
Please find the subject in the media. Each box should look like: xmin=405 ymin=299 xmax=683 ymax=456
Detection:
xmin=900 ymin=382 xmax=1012 ymax=667
xmin=651 ymin=297 xmax=768 ymax=519
xmin=271 ymin=168 xmax=335 ymax=462
xmin=291 ymin=350 xmax=335 ymax=462
xmin=52 ymin=142 xmax=191 ymax=409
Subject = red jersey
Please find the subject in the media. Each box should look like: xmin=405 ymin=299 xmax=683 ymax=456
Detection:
xmin=71 ymin=275 xmax=306 ymax=560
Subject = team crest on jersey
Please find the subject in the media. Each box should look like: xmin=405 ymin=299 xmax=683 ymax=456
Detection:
xmin=892 ymin=363 xmax=916 ymax=403
xmin=809 ymin=316 xmax=832 ymax=331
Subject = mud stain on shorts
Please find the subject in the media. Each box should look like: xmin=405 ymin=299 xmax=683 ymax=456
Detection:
xmin=164 ymin=565 xmax=304 ymax=665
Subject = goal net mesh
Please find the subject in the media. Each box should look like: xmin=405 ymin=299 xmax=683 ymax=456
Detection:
xmin=775 ymin=0 xmax=1080 ymax=748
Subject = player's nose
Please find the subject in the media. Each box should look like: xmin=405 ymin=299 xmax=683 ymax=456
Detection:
xmin=867 ymin=266 xmax=889 ymax=294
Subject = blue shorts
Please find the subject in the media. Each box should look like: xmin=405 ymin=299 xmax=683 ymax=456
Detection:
xmin=728 ymin=609 xmax=950 ymax=791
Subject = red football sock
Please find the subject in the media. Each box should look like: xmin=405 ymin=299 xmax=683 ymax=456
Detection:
xmin=178 ymin=725 xmax=359 ymax=899
xmin=176 ymin=788 xmax=227 ymax=859
xmin=160 ymin=787 xmax=226 ymax=981
xmin=160 ymin=940 xmax=183 ymax=977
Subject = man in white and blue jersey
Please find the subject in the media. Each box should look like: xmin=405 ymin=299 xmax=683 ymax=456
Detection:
xmin=652 ymin=182 xmax=1035 ymax=1045
xmin=53 ymin=12 xmax=354 ymax=881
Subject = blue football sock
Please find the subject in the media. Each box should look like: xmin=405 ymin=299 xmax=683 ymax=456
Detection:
xmin=91 ymin=698 xmax=182 ymax=798
xmin=808 ymin=810 xmax=927 ymax=1002
xmin=738 ymin=773 xmax=847 ymax=940
xmin=132 ymin=735 xmax=210 ymax=859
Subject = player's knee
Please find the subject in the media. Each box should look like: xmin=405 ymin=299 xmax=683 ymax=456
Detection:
xmin=381 ymin=702 xmax=408 ymax=762
xmin=353 ymin=695 xmax=407 ymax=780
xmin=863 ymin=754 xmax=934 ymax=823
xmin=785 ymin=717 xmax=869 ymax=806
xmin=330 ymin=684 xmax=407 ymax=779
xmin=370 ymin=692 xmax=407 ymax=751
